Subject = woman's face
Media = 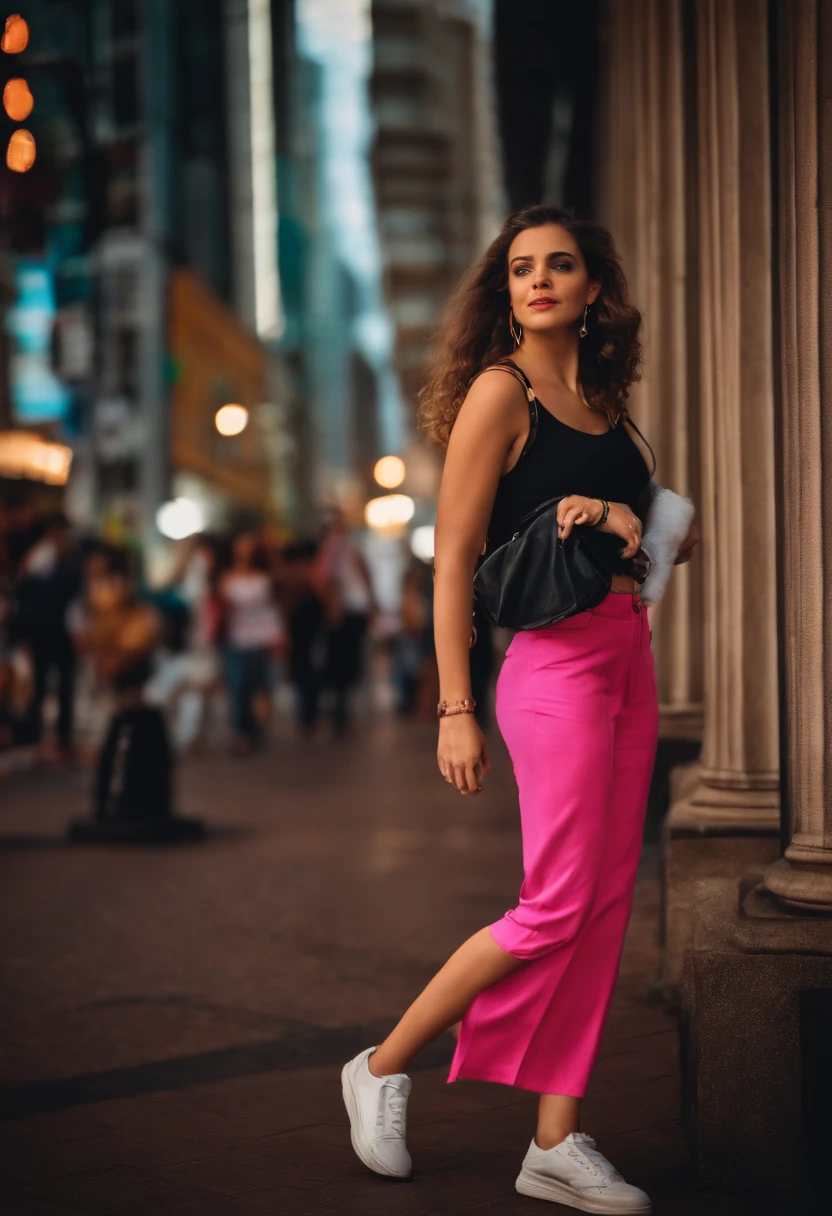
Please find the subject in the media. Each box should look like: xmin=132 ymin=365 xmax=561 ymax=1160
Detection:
xmin=506 ymin=223 xmax=600 ymax=340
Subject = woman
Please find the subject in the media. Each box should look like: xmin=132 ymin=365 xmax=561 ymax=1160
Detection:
xmin=219 ymin=531 xmax=284 ymax=755
xmin=341 ymin=205 xmax=699 ymax=1213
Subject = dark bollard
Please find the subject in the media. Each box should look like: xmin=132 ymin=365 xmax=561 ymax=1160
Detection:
xmin=68 ymin=703 xmax=205 ymax=844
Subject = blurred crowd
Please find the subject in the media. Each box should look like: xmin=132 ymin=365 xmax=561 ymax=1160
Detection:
xmin=0 ymin=499 xmax=473 ymax=777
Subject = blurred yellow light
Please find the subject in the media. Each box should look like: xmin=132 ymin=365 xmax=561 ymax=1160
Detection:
xmin=3 ymin=78 xmax=33 ymax=120
xmin=374 ymin=454 xmax=405 ymax=488
xmin=1 ymin=14 xmax=29 ymax=53
xmin=0 ymin=433 xmax=73 ymax=485
xmin=215 ymin=404 xmax=249 ymax=436
xmin=364 ymin=494 xmax=415 ymax=530
xmin=6 ymin=128 xmax=35 ymax=172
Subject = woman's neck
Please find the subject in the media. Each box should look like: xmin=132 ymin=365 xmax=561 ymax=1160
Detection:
xmin=514 ymin=328 xmax=582 ymax=393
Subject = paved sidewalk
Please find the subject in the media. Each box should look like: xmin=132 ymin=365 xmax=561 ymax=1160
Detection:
xmin=0 ymin=719 xmax=791 ymax=1214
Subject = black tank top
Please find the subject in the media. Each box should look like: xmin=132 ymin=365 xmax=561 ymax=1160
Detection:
xmin=481 ymin=360 xmax=655 ymax=577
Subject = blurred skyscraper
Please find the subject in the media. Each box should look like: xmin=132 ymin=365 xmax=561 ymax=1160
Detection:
xmin=369 ymin=0 xmax=502 ymax=423
xmin=282 ymin=0 xmax=406 ymax=517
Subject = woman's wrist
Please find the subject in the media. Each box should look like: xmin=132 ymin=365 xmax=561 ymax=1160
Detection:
xmin=438 ymin=696 xmax=477 ymax=719
xmin=588 ymin=498 xmax=609 ymax=528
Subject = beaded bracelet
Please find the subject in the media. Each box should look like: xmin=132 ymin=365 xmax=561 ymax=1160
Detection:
xmin=437 ymin=698 xmax=477 ymax=718
xmin=591 ymin=499 xmax=610 ymax=527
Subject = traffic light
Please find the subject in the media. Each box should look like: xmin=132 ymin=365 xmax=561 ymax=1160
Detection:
xmin=2 ymin=13 xmax=34 ymax=172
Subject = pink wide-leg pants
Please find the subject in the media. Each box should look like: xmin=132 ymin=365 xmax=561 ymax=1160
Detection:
xmin=448 ymin=591 xmax=659 ymax=1097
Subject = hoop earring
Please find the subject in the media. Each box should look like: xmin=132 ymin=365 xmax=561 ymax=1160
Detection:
xmin=579 ymin=304 xmax=589 ymax=339
xmin=509 ymin=309 xmax=523 ymax=349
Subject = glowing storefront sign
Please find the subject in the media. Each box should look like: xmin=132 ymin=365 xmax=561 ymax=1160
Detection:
xmin=5 ymin=260 xmax=71 ymax=422
xmin=0 ymin=432 xmax=73 ymax=484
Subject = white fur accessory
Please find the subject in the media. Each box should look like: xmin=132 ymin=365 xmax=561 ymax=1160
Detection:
xmin=638 ymin=484 xmax=696 ymax=607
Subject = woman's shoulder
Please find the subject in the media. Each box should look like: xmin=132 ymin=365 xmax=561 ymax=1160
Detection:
xmin=457 ymin=363 xmax=533 ymax=430
xmin=469 ymin=361 xmax=534 ymax=400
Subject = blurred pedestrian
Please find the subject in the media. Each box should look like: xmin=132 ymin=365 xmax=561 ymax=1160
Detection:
xmin=13 ymin=514 xmax=81 ymax=760
xmin=0 ymin=573 xmax=35 ymax=761
xmin=277 ymin=540 xmax=325 ymax=737
xmin=314 ymin=510 xmax=377 ymax=736
xmin=69 ymin=547 xmax=172 ymax=819
xmin=144 ymin=535 xmax=224 ymax=753
xmin=390 ymin=560 xmax=433 ymax=717
xmin=70 ymin=546 xmax=160 ymax=705
xmin=219 ymin=531 xmax=285 ymax=755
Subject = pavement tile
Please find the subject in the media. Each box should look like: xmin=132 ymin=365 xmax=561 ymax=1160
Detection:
xmin=1 ymin=1197 xmax=94 ymax=1216
xmin=8 ymin=1165 xmax=196 ymax=1215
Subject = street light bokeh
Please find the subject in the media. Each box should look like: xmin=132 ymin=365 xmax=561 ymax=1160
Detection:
xmin=364 ymin=493 xmax=415 ymax=530
xmin=410 ymin=525 xmax=435 ymax=563
xmin=1 ymin=13 xmax=29 ymax=54
xmin=3 ymin=77 xmax=33 ymax=120
xmin=6 ymin=126 xmax=34 ymax=171
xmin=215 ymin=404 xmax=249 ymax=437
xmin=156 ymin=497 xmax=205 ymax=540
xmin=373 ymin=455 xmax=405 ymax=489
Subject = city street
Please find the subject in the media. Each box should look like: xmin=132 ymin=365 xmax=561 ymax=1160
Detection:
xmin=0 ymin=721 xmax=785 ymax=1215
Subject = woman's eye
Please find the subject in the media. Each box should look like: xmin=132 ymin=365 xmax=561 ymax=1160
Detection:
xmin=513 ymin=262 xmax=574 ymax=275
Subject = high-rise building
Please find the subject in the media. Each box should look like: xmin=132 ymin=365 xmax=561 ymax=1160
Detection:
xmin=369 ymin=0 xmax=500 ymax=415
xmin=282 ymin=0 xmax=407 ymax=519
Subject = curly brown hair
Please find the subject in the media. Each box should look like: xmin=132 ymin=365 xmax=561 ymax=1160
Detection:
xmin=417 ymin=204 xmax=642 ymax=446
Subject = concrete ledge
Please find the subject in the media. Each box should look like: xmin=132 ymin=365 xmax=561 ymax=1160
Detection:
xmin=661 ymin=818 xmax=780 ymax=991
xmin=681 ymin=876 xmax=832 ymax=1194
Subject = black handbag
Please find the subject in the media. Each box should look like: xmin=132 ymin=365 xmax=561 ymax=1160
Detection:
xmin=473 ymin=496 xmax=617 ymax=631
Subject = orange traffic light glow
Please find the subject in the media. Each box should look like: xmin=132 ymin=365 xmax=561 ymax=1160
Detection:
xmin=1 ymin=13 xmax=29 ymax=53
xmin=3 ymin=77 xmax=33 ymax=120
xmin=6 ymin=128 xmax=36 ymax=172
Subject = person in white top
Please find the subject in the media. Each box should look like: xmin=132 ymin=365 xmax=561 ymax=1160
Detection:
xmin=219 ymin=532 xmax=284 ymax=755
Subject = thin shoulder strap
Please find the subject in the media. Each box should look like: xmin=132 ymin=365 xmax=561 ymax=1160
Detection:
xmin=468 ymin=360 xmax=538 ymax=418
xmin=622 ymin=412 xmax=658 ymax=477
xmin=490 ymin=358 xmax=536 ymax=401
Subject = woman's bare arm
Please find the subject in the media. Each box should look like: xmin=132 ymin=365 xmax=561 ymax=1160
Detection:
xmin=433 ymin=371 xmax=527 ymax=708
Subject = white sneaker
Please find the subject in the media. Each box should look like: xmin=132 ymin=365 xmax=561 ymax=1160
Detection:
xmin=341 ymin=1046 xmax=412 ymax=1178
xmin=515 ymin=1132 xmax=652 ymax=1213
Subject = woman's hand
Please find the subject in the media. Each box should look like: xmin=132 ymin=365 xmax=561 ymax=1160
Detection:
xmin=556 ymin=496 xmax=643 ymax=559
xmin=556 ymin=494 xmax=604 ymax=538
xmin=601 ymin=502 xmax=643 ymax=558
xmin=437 ymin=713 xmax=491 ymax=796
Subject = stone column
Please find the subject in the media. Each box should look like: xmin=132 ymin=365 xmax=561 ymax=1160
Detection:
xmin=678 ymin=6 xmax=832 ymax=1190
xmin=662 ymin=0 xmax=781 ymax=986
xmin=762 ymin=0 xmax=832 ymax=914
xmin=598 ymin=0 xmax=703 ymax=739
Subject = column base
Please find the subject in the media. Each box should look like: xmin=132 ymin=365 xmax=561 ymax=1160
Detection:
xmin=682 ymin=875 xmax=832 ymax=1194
xmin=762 ymin=856 xmax=832 ymax=915
xmin=658 ymin=701 xmax=704 ymax=741
xmin=661 ymin=765 xmax=780 ymax=992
